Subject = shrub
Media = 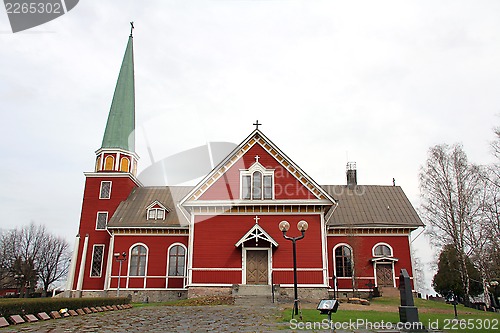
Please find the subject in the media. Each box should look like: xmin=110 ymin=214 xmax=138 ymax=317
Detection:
xmin=0 ymin=297 xmax=129 ymax=317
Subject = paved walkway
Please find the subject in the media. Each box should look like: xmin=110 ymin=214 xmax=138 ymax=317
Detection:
xmin=1 ymin=304 xmax=427 ymax=332
xmin=1 ymin=304 xmax=285 ymax=332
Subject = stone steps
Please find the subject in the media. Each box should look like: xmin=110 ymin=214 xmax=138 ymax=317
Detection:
xmin=232 ymin=285 xmax=276 ymax=306
xmin=234 ymin=295 xmax=276 ymax=306
xmin=380 ymin=287 xmax=400 ymax=298
xmin=233 ymin=284 xmax=272 ymax=296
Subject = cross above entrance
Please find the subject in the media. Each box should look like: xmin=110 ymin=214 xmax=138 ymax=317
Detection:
xmin=254 ymin=216 xmax=260 ymax=224
xmin=253 ymin=120 xmax=262 ymax=130
xmin=255 ymin=155 xmax=260 ymax=163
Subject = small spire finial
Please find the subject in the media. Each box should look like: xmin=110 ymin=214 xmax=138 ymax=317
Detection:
xmin=253 ymin=120 xmax=262 ymax=130
xmin=130 ymin=21 xmax=134 ymax=37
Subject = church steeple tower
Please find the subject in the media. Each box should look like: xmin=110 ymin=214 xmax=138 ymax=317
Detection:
xmin=68 ymin=27 xmax=141 ymax=294
xmin=95 ymin=28 xmax=139 ymax=175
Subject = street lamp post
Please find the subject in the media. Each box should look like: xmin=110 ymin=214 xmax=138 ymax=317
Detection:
xmin=114 ymin=252 xmax=127 ymax=297
xmin=279 ymin=220 xmax=308 ymax=319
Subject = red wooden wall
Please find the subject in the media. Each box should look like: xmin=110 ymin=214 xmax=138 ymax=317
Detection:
xmin=191 ymin=214 xmax=325 ymax=285
xmin=327 ymin=235 xmax=414 ymax=290
xmin=108 ymin=235 xmax=188 ymax=289
xmin=74 ymin=176 xmax=137 ymax=290
xmin=199 ymin=144 xmax=317 ymax=201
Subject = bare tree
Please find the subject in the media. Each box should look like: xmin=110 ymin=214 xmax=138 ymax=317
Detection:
xmin=419 ymin=144 xmax=482 ymax=304
xmin=411 ymin=247 xmax=425 ymax=295
xmin=0 ymin=223 xmax=70 ymax=297
xmin=492 ymin=127 xmax=500 ymax=160
xmin=38 ymin=234 xmax=70 ymax=296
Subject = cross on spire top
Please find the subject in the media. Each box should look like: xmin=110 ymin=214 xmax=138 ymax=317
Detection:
xmin=253 ymin=120 xmax=262 ymax=130
xmin=130 ymin=21 xmax=134 ymax=37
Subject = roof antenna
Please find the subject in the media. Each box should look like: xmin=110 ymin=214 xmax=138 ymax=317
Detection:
xmin=130 ymin=21 xmax=134 ymax=37
xmin=393 ymin=178 xmax=396 ymax=186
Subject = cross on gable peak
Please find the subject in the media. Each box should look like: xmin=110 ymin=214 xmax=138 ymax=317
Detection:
xmin=253 ymin=120 xmax=262 ymax=130
xmin=254 ymin=155 xmax=260 ymax=163
xmin=254 ymin=216 xmax=260 ymax=224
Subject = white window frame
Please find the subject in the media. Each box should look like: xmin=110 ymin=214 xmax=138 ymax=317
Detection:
xmin=128 ymin=243 xmax=149 ymax=278
xmin=146 ymin=200 xmax=169 ymax=220
xmin=90 ymin=244 xmax=105 ymax=278
xmin=147 ymin=208 xmax=166 ymax=220
xmin=333 ymin=243 xmax=354 ymax=279
xmin=99 ymin=181 xmax=112 ymax=199
xmin=95 ymin=211 xmax=108 ymax=230
xmin=240 ymin=162 xmax=275 ymax=200
xmin=167 ymin=243 xmax=187 ymax=277
xmin=372 ymin=242 xmax=393 ymax=257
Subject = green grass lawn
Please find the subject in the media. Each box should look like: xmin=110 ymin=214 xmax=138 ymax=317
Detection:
xmin=281 ymin=297 xmax=500 ymax=333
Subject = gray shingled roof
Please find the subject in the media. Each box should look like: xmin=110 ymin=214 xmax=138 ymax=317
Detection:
xmin=322 ymin=185 xmax=424 ymax=228
xmin=107 ymin=185 xmax=423 ymax=229
xmin=107 ymin=186 xmax=192 ymax=228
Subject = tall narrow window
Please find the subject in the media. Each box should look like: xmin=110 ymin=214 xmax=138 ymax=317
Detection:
xmin=95 ymin=156 xmax=102 ymax=172
xmin=96 ymin=212 xmax=108 ymax=230
xmin=90 ymin=245 xmax=105 ymax=277
xmin=242 ymin=175 xmax=251 ymax=200
xmin=263 ymin=175 xmax=273 ymax=199
xmin=120 ymin=157 xmax=130 ymax=172
xmin=168 ymin=245 xmax=186 ymax=276
xmin=252 ymin=171 xmax=262 ymax=200
xmin=129 ymin=245 xmax=147 ymax=276
xmin=99 ymin=181 xmax=111 ymax=199
xmin=104 ymin=155 xmax=115 ymax=170
xmin=335 ymin=245 xmax=353 ymax=277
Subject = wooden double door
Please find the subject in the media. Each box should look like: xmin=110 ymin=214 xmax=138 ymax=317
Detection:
xmin=376 ymin=263 xmax=394 ymax=287
xmin=246 ymin=250 xmax=269 ymax=285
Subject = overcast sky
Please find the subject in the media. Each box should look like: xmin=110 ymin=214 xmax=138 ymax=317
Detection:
xmin=1 ymin=1 xmax=499 ymax=294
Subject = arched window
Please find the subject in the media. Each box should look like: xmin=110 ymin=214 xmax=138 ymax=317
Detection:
xmin=95 ymin=156 xmax=101 ymax=172
xmin=373 ymin=243 xmax=392 ymax=257
xmin=252 ymin=171 xmax=262 ymax=200
xmin=335 ymin=245 xmax=353 ymax=277
xmin=129 ymin=245 xmax=147 ymax=276
xmin=168 ymin=245 xmax=186 ymax=277
xmin=241 ymin=163 xmax=274 ymax=200
xmin=104 ymin=155 xmax=115 ymax=171
xmin=120 ymin=157 xmax=130 ymax=172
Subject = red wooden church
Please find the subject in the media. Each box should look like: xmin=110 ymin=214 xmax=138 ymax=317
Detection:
xmin=66 ymin=32 xmax=423 ymax=302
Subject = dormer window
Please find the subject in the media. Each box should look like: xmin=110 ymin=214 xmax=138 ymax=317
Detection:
xmin=146 ymin=201 xmax=169 ymax=220
xmin=241 ymin=159 xmax=274 ymax=200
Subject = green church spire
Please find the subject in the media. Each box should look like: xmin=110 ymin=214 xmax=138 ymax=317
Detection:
xmin=101 ymin=32 xmax=135 ymax=152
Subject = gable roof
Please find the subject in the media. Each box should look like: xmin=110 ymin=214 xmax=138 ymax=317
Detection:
xmin=107 ymin=186 xmax=191 ymax=228
xmin=181 ymin=129 xmax=336 ymax=205
xmin=145 ymin=200 xmax=169 ymax=212
xmin=322 ymin=185 xmax=424 ymax=228
xmin=106 ymin=184 xmax=423 ymax=229
xmin=235 ymin=223 xmax=279 ymax=247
